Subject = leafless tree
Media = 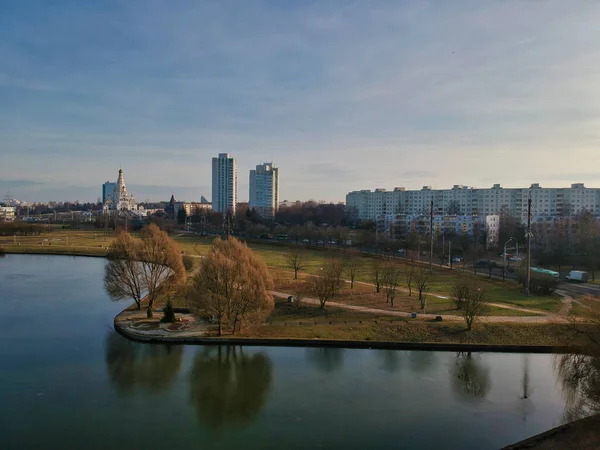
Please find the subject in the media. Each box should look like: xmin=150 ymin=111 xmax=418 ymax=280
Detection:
xmin=312 ymin=265 xmax=339 ymax=308
xmin=450 ymin=277 xmax=472 ymax=310
xmin=371 ymin=259 xmax=385 ymax=293
xmin=383 ymin=266 xmax=402 ymax=307
xmin=286 ymin=250 xmax=305 ymax=280
xmin=344 ymin=253 xmax=361 ymax=289
xmin=414 ymin=267 xmax=433 ymax=310
xmin=461 ymin=284 xmax=488 ymax=331
xmin=329 ymin=258 xmax=346 ymax=287
xmin=138 ymin=224 xmax=186 ymax=317
xmin=104 ymin=232 xmax=145 ymax=310
xmin=405 ymin=265 xmax=415 ymax=297
xmin=191 ymin=237 xmax=274 ymax=335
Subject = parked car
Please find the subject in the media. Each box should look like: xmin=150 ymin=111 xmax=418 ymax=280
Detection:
xmin=566 ymin=270 xmax=589 ymax=282
xmin=302 ymin=239 xmax=310 ymax=244
xmin=509 ymin=255 xmax=523 ymax=262
xmin=452 ymin=256 xmax=463 ymax=262
xmin=317 ymin=240 xmax=324 ymax=245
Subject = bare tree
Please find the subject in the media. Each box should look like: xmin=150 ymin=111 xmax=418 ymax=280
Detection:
xmin=461 ymin=284 xmax=488 ymax=331
xmin=138 ymin=224 xmax=186 ymax=318
xmin=345 ymin=254 xmax=361 ymax=289
xmin=467 ymin=243 xmax=485 ymax=275
xmin=104 ymin=232 xmax=145 ymax=310
xmin=371 ymin=259 xmax=385 ymax=293
xmin=450 ymin=277 xmax=472 ymax=310
xmin=329 ymin=258 xmax=346 ymax=287
xmin=312 ymin=265 xmax=339 ymax=308
xmin=286 ymin=250 xmax=305 ymax=280
xmin=405 ymin=265 xmax=415 ymax=297
xmin=191 ymin=237 xmax=274 ymax=335
xmin=383 ymin=266 xmax=402 ymax=307
xmin=414 ymin=267 xmax=433 ymax=310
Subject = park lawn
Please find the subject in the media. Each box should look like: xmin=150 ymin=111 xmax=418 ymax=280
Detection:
xmin=242 ymin=317 xmax=583 ymax=347
xmin=4 ymin=229 xmax=563 ymax=316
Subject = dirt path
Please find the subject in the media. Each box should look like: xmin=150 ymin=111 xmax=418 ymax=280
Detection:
xmin=271 ymin=291 xmax=569 ymax=324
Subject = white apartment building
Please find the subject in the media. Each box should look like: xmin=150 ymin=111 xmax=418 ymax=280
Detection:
xmin=212 ymin=153 xmax=237 ymax=215
xmin=0 ymin=206 xmax=16 ymax=222
xmin=249 ymin=162 xmax=279 ymax=218
xmin=348 ymin=183 xmax=600 ymax=222
xmin=377 ymin=213 xmax=499 ymax=247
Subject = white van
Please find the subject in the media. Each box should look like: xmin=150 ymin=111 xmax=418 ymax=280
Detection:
xmin=566 ymin=270 xmax=589 ymax=282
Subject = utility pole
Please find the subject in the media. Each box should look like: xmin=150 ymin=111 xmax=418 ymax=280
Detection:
xmin=448 ymin=240 xmax=452 ymax=267
xmin=526 ymin=197 xmax=532 ymax=296
xmin=429 ymin=199 xmax=434 ymax=271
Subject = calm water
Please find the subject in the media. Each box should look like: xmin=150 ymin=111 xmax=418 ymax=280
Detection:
xmin=0 ymin=255 xmax=576 ymax=449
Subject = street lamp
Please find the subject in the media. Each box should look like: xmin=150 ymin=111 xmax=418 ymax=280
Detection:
xmin=503 ymin=237 xmax=515 ymax=281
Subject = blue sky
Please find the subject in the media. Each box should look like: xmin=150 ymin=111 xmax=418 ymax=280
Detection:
xmin=1 ymin=1 xmax=600 ymax=203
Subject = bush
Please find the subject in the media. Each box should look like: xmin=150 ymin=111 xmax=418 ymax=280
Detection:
xmin=160 ymin=298 xmax=176 ymax=323
xmin=517 ymin=270 xmax=558 ymax=296
xmin=0 ymin=247 xmax=5 ymax=256
xmin=182 ymin=255 xmax=195 ymax=272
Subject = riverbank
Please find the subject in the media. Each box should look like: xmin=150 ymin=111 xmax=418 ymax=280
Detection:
xmin=503 ymin=413 xmax=600 ymax=449
xmin=114 ymin=303 xmax=587 ymax=351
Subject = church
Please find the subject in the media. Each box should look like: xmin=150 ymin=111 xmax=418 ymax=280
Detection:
xmin=102 ymin=168 xmax=137 ymax=211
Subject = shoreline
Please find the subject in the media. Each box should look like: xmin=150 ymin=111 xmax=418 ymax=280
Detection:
xmin=113 ymin=308 xmax=573 ymax=353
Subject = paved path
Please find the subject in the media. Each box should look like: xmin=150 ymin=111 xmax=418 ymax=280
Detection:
xmin=271 ymin=291 xmax=569 ymax=324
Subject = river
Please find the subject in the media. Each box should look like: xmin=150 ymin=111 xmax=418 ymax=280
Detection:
xmin=0 ymin=254 xmax=589 ymax=449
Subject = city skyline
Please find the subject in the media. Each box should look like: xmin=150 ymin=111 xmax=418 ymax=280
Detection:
xmin=2 ymin=1 xmax=600 ymax=203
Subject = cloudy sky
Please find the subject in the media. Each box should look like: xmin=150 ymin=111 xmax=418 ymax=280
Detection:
xmin=1 ymin=1 xmax=600 ymax=203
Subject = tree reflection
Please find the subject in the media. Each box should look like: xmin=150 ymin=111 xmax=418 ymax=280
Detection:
xmin=105 ymin=330 xmax=183 ymax=395
xmin=451 ymin=352 xmax=491 ymax=401
xmin=409 ymin=350 xmax=435 ymax=372
xmin=380 ymin=350 xmax=401 ymax=374
xmin=555 ymin=353 xmax=600 ymax=422
xmin=306 ymin=347 xmax=345 ymax=374
xmin=189 ymin=346 xmax=272 ymax=430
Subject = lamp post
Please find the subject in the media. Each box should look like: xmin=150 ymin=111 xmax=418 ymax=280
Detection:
xmin=503 ymin=237 xmax=515 ymax=281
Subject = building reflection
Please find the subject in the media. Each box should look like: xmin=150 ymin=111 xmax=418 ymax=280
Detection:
xmin=451 ymin=352 xmax=491 ymax=401
xmin=104 ymin=330 xmax=183 ymax=395
xmin=306 ymin=347 xmax=345 ymax=374
xmin=189 ymin=346 xmax=272 ymax=430
xmin=379 ymin=350 xmax=401 ymax=374
xmin=555 ymin=353 xmax=600 ymax=422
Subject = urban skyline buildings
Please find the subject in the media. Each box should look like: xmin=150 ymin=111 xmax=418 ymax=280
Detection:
xmin=249 ymin=162 xmax=279 ymax=218
xmin=211 ymin=153 xmax=237 ymax=215
xmin=347 ymin=183 xmax=600 ymax=223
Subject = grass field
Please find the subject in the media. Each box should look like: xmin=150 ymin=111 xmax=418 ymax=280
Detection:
xmin=0 ymin=228 xmax=566 ymax=316
xmin=238 ymin=297 xmax=584 ymax=346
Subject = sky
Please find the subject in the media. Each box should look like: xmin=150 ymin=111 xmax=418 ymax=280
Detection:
xmin=1 ymin=1 xmax=600 ymax=203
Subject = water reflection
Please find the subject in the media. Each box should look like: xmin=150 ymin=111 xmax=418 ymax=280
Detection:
xmin=555 ymin=353 xmax=600 ymax=422
xmin=380 ymin=350 xmax=401 ymax=374
xmin=306 ymin=347 xmax=345 ymax=373
xmin=189 ymin=346 xmax=272 ymax=430
xmin=105 ymin=330 xmax=183 ymax=395
xmin=451 ymin=352 xmax=491 ymax=401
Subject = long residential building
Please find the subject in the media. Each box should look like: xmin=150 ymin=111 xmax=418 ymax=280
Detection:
xmin=347 ymin=183 xmax=600 ymax=222
xmin=249 ymin=162 xmax=279 ymax=218
xmin=212 ymin=153 xmax=237 ymax=215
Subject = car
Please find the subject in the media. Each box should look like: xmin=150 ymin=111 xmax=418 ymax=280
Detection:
xmin=452 ymin=256 xmax=463 ymax=262
xmin=317 ymin=240 xmax=324 ymax=245
xmin=328 ymin=240 xmax=337 ymax=245
xmin=302 ymin=239 xmax=310 ymax=243
xmin=509 ymin=255 xmax=523 ymax=262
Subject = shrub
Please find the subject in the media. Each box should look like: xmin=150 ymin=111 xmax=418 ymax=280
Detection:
xmin=0 ymin=247 xmax=5 ymax=256
xmin=182 ymin=255 xmax=195 ymax=272
xmin=160 ymin=298 xmax=176 ymax=323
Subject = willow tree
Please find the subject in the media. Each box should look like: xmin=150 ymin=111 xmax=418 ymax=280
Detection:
xmin=104 ymin=232 xmax=144 ymax=310
xmin=138 ymin=223 xmax=185 ymax=317
xmin=104 ymin=223 xmax=185 ymax=317
xmin=191 ymin=237 xmax=273 ymax=336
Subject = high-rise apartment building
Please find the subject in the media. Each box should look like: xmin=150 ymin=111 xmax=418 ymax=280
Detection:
xmin=212 ymin=153 xmax=237 ymax=215
xmin=346 ymin=183 xmax=600 ymax=222
xmin=249 ymin=162 xmax=279 ymax=218
xmin=102 ymin=181 xmax=116 ymax=204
